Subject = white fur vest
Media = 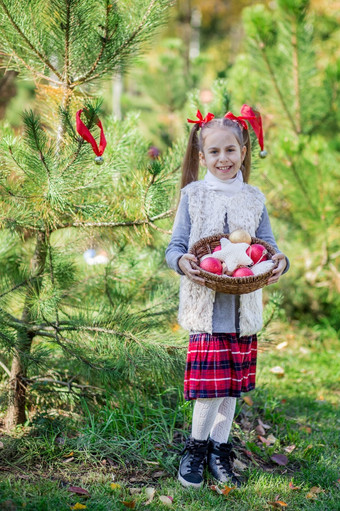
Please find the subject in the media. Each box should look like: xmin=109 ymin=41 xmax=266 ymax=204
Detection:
xmin=178 ymin=180 xmax=265 ymax=336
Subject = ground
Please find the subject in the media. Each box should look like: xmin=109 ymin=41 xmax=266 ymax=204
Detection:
xmin=0 ymin=320 xmax=339 ymax=510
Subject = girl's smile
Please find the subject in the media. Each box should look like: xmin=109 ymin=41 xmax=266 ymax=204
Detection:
xmin=199 ymin=128 xmax=246 ymax=181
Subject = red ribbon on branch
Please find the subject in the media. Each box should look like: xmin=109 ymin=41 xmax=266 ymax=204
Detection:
xmin=187 ymin=109 xmax=215 ymax=128
xmin=76 ymin=109 xmax=107 ymax=156
xmin=225 ymin=104 xmax=264 ymax=152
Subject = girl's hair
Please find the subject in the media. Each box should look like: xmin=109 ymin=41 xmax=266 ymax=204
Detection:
xmin=180 ymin=117 xmax=251 ymax=189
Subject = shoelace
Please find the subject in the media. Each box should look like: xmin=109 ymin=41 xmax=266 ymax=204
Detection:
xmin=215 ymin=444 xmax=236 ymax=474
xmin=181 ymin=439 xmax=207 ymax=473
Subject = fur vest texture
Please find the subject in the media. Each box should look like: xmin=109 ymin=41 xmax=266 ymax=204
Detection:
xmin=178 ymin=180 xmax=265 ymax=336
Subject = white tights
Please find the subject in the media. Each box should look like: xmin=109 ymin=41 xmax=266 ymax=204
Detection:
xmin=191 ymin=397 xmax=236 ymax=444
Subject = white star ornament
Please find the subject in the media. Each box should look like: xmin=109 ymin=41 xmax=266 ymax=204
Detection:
xmin=213 ymin=238 xmax=252 ymax=272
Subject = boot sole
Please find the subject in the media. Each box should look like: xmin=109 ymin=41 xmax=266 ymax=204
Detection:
xmin=177 ymin=471 xmax=204 ymax=488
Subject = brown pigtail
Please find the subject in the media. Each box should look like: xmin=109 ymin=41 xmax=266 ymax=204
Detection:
xmin=242 ymin=129 xmax=251 ymax=183
xmin=180 ymin=124 xmax=200 ymax=189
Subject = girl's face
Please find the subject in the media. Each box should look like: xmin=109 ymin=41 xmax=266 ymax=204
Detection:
xmin=199 ymin=127 xmax=246 ymax=181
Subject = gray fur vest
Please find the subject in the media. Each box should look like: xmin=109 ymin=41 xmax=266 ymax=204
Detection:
xmin=178 ymin=180 xmax=265 ymax=336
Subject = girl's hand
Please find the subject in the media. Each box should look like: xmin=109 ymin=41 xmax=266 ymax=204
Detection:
xmin=178 ymin=254 xmax=206 ymax=286
xmin=267 ymin=253 xmax=287 ymax=285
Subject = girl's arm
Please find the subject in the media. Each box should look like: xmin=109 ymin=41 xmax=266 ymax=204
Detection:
xmin=255 ymin=206 xmax=289 ymax=284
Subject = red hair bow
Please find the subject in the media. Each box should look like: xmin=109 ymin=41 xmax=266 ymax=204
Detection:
xmin=187 ymin=109 xmax=215 ymax=128
xmin=225 ymin=104 xmax=264 ymax=151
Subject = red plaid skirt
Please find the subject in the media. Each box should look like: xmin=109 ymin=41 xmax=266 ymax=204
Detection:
xmin=184 ymin=332 xmax=257 ymax=400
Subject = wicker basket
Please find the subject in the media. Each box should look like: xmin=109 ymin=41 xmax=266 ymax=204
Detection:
xmin=189 ymin=233 xmax=278 ymax=295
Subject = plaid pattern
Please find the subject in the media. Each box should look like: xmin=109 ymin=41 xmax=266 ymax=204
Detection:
xmin=184 ymin=332 xmax=257 ymax=400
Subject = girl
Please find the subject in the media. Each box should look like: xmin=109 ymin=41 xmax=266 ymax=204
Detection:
xmin=165 ymin=106 xmax=289 ymax=489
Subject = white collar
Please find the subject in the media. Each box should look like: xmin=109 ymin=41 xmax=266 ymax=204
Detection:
xmin=203 ymin=169 xmax=244 ymax=197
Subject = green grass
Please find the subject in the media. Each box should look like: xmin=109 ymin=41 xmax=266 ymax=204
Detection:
xmin=0 ymin=321 xmax=339 ymax=510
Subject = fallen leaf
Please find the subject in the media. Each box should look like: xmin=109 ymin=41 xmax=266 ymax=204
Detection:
xmin=210 ymin=484 xmax=223 ymax=494
xmin=270 ymin=454 xmax=288 ymax=466
xmin=276 ymin=341 xmax=288 ymax=350
xmin=70 ymin=504 xmax=87 ymax=510
xmin=152 ymin=470 xmax=167 ymax=478
xmin=306 ymin=486 xmax=325 ymax=499
xmin=64 ymin=451 xmax=74 ymax=457
xmin=318 ymin=394 xmax=325 ymax=400
xmin=233 ymin=458 xmax=247 ymax=471
xmin=256 ymin=424 xmax=266 ymax=436
xmin=159 ymin=495 xmax=173 ymax=506
xmin=258 ymin=418 xmax=271 ymax=430
xmin=243 ymin=396 xmax=253 ymax=406
xmin=129 ymin=488 xmax=142 ymax=495
xmin=299 ymin=425 xmax=312 ymax=433
xmin=144 ymin=487 xmax=156 ymax=505
xmin=110 ymin=483 xmax=121 ymax=490
xmin=304 ymin=445 xmax=313 ymax=452
xmin=221 ymin=485 xmax=236 ymax=496
xmin=68 ymin=487 xmax=90 ymax=497
xmin=299 ymin=347 xmax=309 ymax=354
xmin=289 ymin=482 xmax=301 ymax=490
xmin=267 ymin=434 xmax=277 ymax=445
xmin=268 ymin=500 xmax=288 ymax=508
xmin=63 ymin=457 xmax=75 ymax=463
xmin=122 ymin=501 xmax=136 ymax=509
xmin=258 ymin=435 xmax=271 ymax=446
xmin=270 ymin=366 xmax=285 ymax=377
xmin=0 ymin=441 xmax=4 ymax=449
xmin=284 ymin=445 xmax=296 ymax=454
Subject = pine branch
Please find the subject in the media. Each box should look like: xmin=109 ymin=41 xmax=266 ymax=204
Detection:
xmin=0 ymin=0 xmax=63 ymax=81
xmin=58 ymin=209 xmax=174 ymax=230
xmin=74 ymin=1 xmax=113 ymax=85
xmin=72 ymin=0 xmax=159 ymax=87
xmin=23 ymin=376 xmax=102 ymax=393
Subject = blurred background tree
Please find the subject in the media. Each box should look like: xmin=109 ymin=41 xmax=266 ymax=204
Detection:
xmin=227 ymin=0 xmax=340 ymax=327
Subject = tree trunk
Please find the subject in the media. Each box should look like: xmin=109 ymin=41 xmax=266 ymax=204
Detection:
xmin=5 ymin=231 xmax=47 ymax=430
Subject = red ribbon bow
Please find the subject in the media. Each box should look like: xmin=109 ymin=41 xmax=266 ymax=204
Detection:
xmin=225 ymin=104 xmax=264 ymax=151
xmin=76 ymin=109 xmax=107 ymax=156
xmin=187 ymin=109 xmax=215 ymax=128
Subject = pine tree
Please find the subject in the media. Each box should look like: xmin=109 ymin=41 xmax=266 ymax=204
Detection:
xmin=227 ymin=0 xmax=340 ymax=325
xmin=0 ymin=0 xmax=183 ymax=430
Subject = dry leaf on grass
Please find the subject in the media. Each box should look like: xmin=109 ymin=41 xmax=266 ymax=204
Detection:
xmin=159 ymin=495 xmax=173 ymax=506
xmin=243 ymin=396 xmax=253 ymax=406
xmin=68 ymin=486 xmax=90 ymax=497
xmin=270 ymin=366 xmax=285 ymax=377
xmin=289 ymin=482 xmax=301 ymax=490
xmin=276 ymin=341 xmax=288 ymax=350
xmin=63 ymin=457 xmax=75 ymax=463
xmin=122 ymin=501 xmax=136 ymax=508
xmin=152 ymin=470 xmax=167 ymax=478
xmin=110 ymin=483 xmax=121 ymax=490
xmin=268 ymin=500 xmax=288 ymax=508
xmin=258 ymin=435 xmax=272 ymax=446
xmin=256 ymin=424 xmax=266 ymax=436
xmin=270 ymin=454 xmax=288 ymax=466
xmin=144 ymin=487 xmax=156 ymax=505
xmin=0 ymin=441 xmax=4 ymax=449
xmin=299 ymin=425 xmax=312 ymax=433
xmin=129 ymin=488 xmax=142 ymax=495
xmin=284 ymin=445 xmax=296 ymax=454
xmin=258 ymin=418 xmax=271 ymax=430
xmin=267 ymin=434 xmax=277 ymax=445
xmin=70 ymin=504 xmax=87 ymax=510
xmin=306 ymin=486 xmax=325 ymax=499
xmin=221 ymin=485 xmax=236 ymax=496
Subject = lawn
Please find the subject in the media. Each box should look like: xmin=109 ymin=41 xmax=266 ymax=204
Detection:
xmin=0 ymin=320 xmax=339 ymax=510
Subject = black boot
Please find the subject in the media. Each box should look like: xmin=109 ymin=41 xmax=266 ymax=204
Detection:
xmin=207 ymin=438 xmax=241 ymax=487
xmin=178 ymin=436 xmax=209 ymax=488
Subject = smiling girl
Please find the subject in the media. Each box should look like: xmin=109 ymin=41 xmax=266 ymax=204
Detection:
xmin=165 ymin=106 xmax=289 ymax=488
